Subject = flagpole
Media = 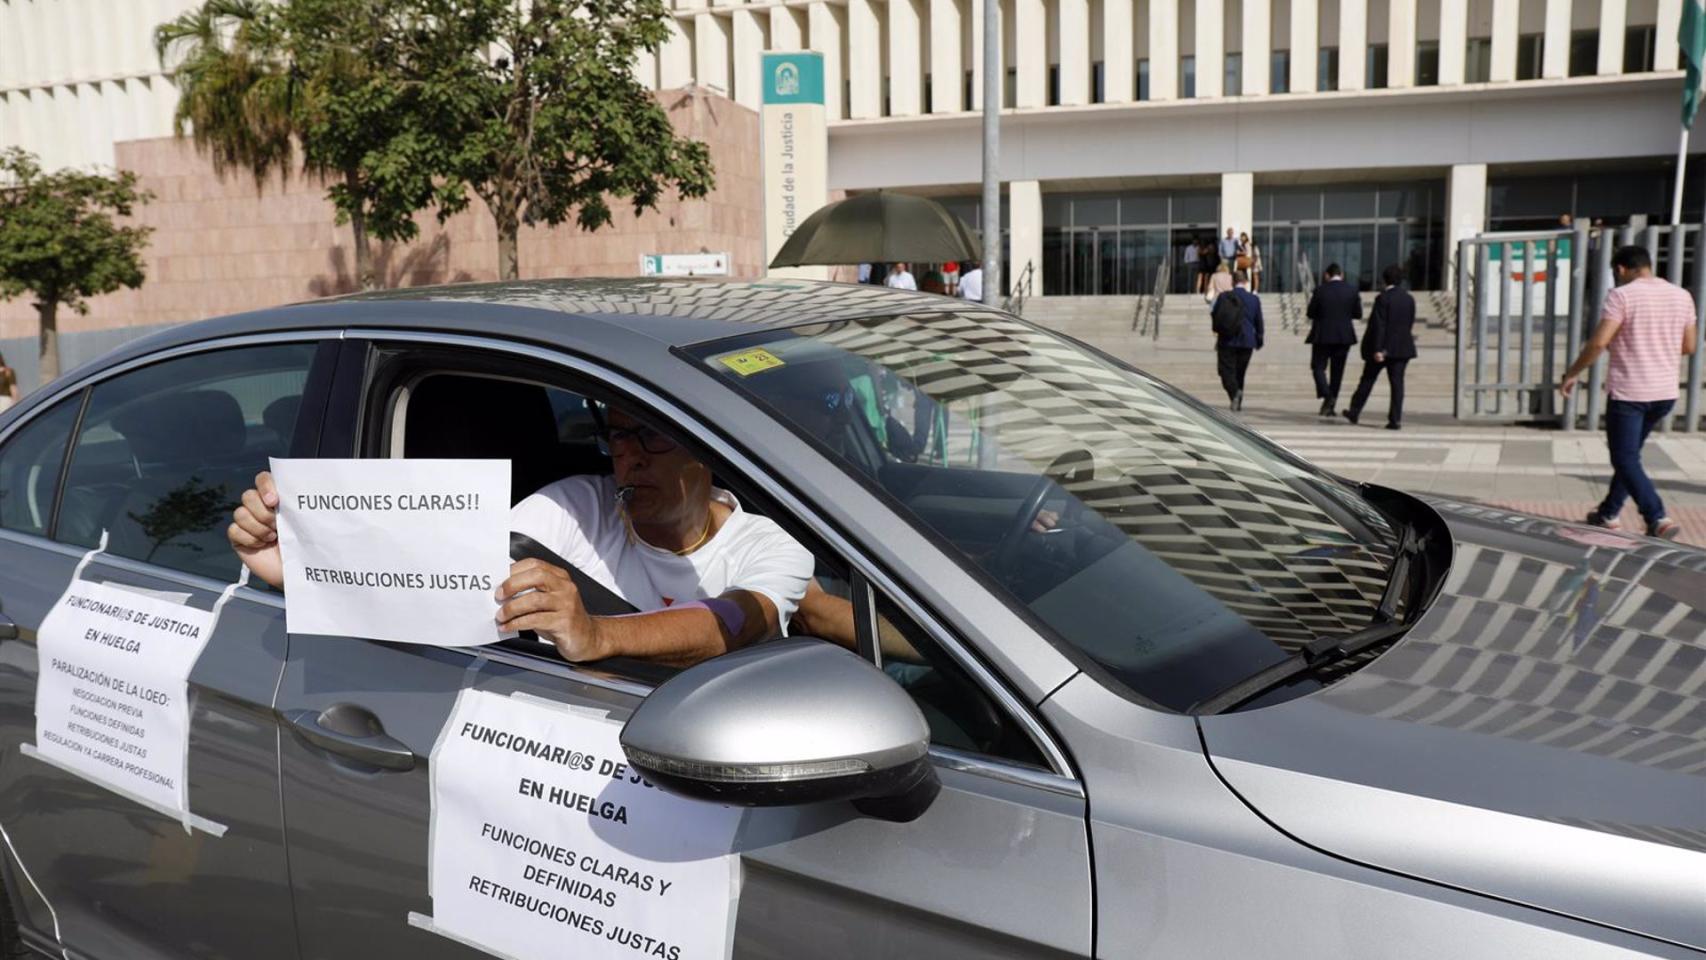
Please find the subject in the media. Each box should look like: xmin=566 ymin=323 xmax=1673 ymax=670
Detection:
xmin=1674 ymin=126 xmax=1691 ymax=225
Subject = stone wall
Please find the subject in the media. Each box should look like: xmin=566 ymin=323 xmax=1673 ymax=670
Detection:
xmin=0 ymin=87 xmax=763 ymax=357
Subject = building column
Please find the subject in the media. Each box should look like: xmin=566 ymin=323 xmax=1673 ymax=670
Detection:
xmin=732 ymin=10 xmax=767 ymax=109
xmin=1388 ymin=0 xmax=1415 ymax=87
xmin=1104 ymin=0 xmax=1135 ymax=100
xmin=1657 ymin=0 xmax=1683 ymax=69
xmin=660 ymin=16 xmax=695 ymax=89
xmin=1541 ymin=0 xmax=1569 ymax=78
xmin=1339 ymin=0 xmax=1367 ymax=90
xmin=1597 ymin=0 xmax=1626 ymax=74
xmin=931 ymin=0 xmax=966 ymax=110
xmin=1150 ymin=0 xmax=1180 ymax=99
xmin=771 ymin=5 xmax=806 ymax=50
xmin=1196 ymin=0 xmax=1226 ymax=97
xmin=1243 ymin=0 xmax=1272 ymax=94
xmin=1222 ymin=172 xmax=1254 ymax=239
xmin=1060 ymin=0 xmax=1091 ymax=104
xmin=1446 ymin=163 xmax=1487 ymax=290
xmin=970 ymin=0 xmax=987 ymax=108
xmin=1489 ymin=0 xmax=1517 ymax=81
xmin=633 ymin=46 xmax=658 ymax=89
xmin=1290 ymin=0 xmax=1318 ymax=92
xmin=695 ymin=13 xmax=732 ymax=96
xmin=848 ymin=0 xmax=882 ymax=117
xmin=809 ymin=2 xmax=847 ymax=118
xmin=1438 ymin=0 xmax=1466 ymax=84
xmin=1011 ymin=180 xmax=1045 ymax=295
xmin=1016 ymin=0 xmax=1047 ymax=106
xmin=889 ymin=0 xmax=924 ymax=115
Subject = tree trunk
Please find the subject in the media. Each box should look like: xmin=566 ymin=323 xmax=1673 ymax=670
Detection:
xmin=345 ymin=171 xmax=375 ymax=291
xmin=36 ymin=300 xmax=59 ymax=384
xmin=497 ymin=221 xmax=520 ymax=281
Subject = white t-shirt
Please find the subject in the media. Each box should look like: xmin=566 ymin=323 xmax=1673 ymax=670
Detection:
xmin=886 ymin=270 xmax=917 ymax=291
xmin=958 ymin=268 xmax=983 ymax=302
xmin=510 ymin=475 xmax=813 ymax=631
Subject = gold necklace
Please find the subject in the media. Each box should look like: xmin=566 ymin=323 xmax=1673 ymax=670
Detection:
xmin=625 ymin=509 xmax=714 ymax=556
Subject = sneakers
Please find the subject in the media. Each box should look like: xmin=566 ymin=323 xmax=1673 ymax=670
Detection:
xmin=1585 ymin=511 xmax=1622 ymax=530
xmin=1649 ymin=517 xmax=1681 ymax=540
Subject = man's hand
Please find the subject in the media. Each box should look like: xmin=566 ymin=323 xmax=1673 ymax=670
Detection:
xmin=228 ymin=471 xmax=284 ymax=589
xmin=496 ymin=559 xmax=605 ymax=662
xmin=1559 ymin=375 xmax=1579 ymax=398
xmin=1031 ymin=508 xmax=1061 ymax=533
xmin=1374 ymin=351 xmax=1385 ymax=363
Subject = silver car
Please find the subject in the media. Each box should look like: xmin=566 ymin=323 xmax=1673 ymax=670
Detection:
xmin=0 ymin=280 xmax=1700 ymax=959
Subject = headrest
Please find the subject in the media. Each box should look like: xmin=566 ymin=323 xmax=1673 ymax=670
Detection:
xmin=262 ymin=395 xmax=301 ymax=447
xmin=112 ymin=390 xmax=247 ymax=466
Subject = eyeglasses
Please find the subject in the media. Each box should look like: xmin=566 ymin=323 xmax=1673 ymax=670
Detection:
xmin=599 ymin=424 xmax=679 ymax=456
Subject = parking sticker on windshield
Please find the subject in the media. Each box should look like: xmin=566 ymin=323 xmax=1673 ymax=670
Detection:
xmin=416 ymin=688 xmax=741 ymax=960
xmin=716 ymin=348 xmax=785 ymax=377
xmin=23 ymin=532 xmax=244 ymax=835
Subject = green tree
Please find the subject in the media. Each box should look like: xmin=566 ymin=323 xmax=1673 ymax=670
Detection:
xmin=0 ymin=149 xmax=153 ymax=383
xmin=421 ymin=0 xmax=715 ymax=280
xmin=156 ymin=0 xmax=461 ymax=290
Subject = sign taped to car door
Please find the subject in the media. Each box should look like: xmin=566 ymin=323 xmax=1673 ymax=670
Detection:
xmin=412 ymin=688 xmax=741 ymax=960
xmin=269 ymin=458 xmax=511 ymax=647
xmin=24 ymin=532 xmax=245 ymax=835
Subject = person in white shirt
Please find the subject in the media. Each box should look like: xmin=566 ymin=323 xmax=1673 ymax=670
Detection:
xmin=957 ymin=262 xmax=984 ymax=302
xmin=885 ymin=262 xmax=918 ymax=291
xmin=227 ymin=408 xmax=814 ymax=667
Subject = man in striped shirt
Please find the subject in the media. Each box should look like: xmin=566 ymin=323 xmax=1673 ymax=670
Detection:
xmin=1559 ymin=245 xmax=1700 ymax=539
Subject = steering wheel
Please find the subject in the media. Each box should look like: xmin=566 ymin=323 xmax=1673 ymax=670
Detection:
xmin=992 ymin=449 xmax=1095 ymax=578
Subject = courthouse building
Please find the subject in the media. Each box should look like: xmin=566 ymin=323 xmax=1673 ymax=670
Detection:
xmin=0 ymin=0 xmax=1701 ymax=346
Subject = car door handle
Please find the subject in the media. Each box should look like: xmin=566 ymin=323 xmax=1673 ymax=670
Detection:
xmin=284 ymin=705 xmax=417 ymax=771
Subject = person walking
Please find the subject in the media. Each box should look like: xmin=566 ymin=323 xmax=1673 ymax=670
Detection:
xmin=957 ymin=261 xmax=983 ymax=301
xmin=1343 ymin=265 xmax=1417 ymax=430
xmin=0 ymin=352 xmax=18 ymax=414
xmin=1204 ymin=261 xmax=1234 ymax=304
xmin=885 ymin=262 xmax=918 ymax=290
xmin=1219 ymin=228 xmax=1239 ymax=265
xmin=1245 ymin=232 xmax=1263 ymax=292
xmin=1305 ymin=263 xmax=1361 ymax=417
xmin=1560 ymin=244 xmax=1699 ymax=539
xmin=1209 ymin=269 xmax=1265 ymax=410
xmin=1182 ymin=239 xmax=1200 ymax=294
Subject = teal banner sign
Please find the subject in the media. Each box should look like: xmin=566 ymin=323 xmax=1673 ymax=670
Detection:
xmin=762 ymin=52 xmax=824 ymax=106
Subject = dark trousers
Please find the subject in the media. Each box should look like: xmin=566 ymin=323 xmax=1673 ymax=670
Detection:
xmin=1596 ymin=398 xmax=1676 ymax=526
xmin=1217 ymin=347 xmax=1252 ymax=403
xmin=1348 ymin=358 xmax=1409 ymax=425
xmin=1311 ymin=343 xmax=1350 ymax=405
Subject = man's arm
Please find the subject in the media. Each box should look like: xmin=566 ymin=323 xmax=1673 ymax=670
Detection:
xmin=1350 ymin=287 xmax=1363 ymax=319
xmin=495 ymin=559 xmax=780 ymax=667
xmin=1559 ymin=314 xmax=1624 ymax=395
xmin=1684 ymin=321 xmax=1699 ymax=356
xmin=1367 ymin=296 xmax=1388 ymax=358
xmin=1251 ymin=295 xmax=1265 ymax=350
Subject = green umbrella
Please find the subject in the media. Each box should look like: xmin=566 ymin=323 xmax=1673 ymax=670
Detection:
xmin=767 ymin=192 xmax=982 ymax=268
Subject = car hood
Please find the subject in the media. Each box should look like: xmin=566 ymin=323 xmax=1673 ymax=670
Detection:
xmin=1198 ymin=497 xmax=1706 ymax=952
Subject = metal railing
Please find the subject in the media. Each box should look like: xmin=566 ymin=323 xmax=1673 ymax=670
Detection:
xmin=1454 ymin=223 xmax=1706 ymax=431
xmin=1003 ymin=261 xmax=1035 ymax=317
xmin=1132 ymin=260 xmax=1170 ymax=337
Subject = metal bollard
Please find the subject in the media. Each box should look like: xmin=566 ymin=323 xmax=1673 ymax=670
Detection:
xmin=1563 ymin=222 xmax=1589 ymax=430
xmin=1691 ymin=225 xmax=1706 ymax=433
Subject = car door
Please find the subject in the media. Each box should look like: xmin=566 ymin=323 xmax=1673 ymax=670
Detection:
xmin=274 ymin=334 xmax=1093 ymax=959
xmin=0 ymin=336 xmax=334 ymax=960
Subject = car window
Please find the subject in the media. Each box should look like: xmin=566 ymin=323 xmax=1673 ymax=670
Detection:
xmin=0 ymin=396 xmax=82 ymax=537
xmin=58 ymin=344 xmax=316 ymax=581
xmin=691 ymin=311 xmax=1402 ymax=713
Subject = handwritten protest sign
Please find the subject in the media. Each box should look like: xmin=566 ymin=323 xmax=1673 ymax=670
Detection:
xmin=26 ymin=534 xmax=245 ymax=834
xmin=270 ymin=458 xmax=511 ymax=647
xmin=413 ymin=689 xmax=741 ymax=960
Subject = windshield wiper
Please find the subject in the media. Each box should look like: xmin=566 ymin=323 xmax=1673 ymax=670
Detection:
xmin=1191 ymin=523 xmax=1427 ymax=716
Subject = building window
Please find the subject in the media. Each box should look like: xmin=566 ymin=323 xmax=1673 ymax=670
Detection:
xmin=1137 ymin=58 xmax=1150 ymax=99
xmin=1366 ymin=44 xmax=1388 ymax=88
xmin=925 ymin=72 xmax=934 ymax=111
xmin=1005 ymin=67 xmax=1017 ymax=106
xmin=883 ymin=76 xmax=892 ymax=116
xmin=1416 ymin=41 xmax=1440 ymax=85
xmin=1049 ymin=64 xmax=1061 ymax=104
xmin=1569 ymin=30 xmax=1598 ymax=76
xmin=1625 ymin=25 xmax=1657 ymax=72
xmin=1516 ymin=34 xmax=1543 ymax=79
xmin=1318 ymin=47 xmax=1339 ymax=91
xmin=1181 ymin=55 xmax=1197 ymax=97
xmin=965 ymin=70 xmax=975 ymax=110
xmin=1093 ymin=60 xmax=1106 ymax=101
xmin=1465 ymin=37 xmax=1491 ymax=82
xmin=1271 ymin=49 xmax=1291 ymax=92
xmin=1226 ymin=51 xmax=1243 ymax=95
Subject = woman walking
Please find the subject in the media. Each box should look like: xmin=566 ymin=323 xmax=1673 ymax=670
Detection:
xmin=1240 ymin=232 xmax=1263 ymax=293
xmin=1205 ymin=262 xmax=1234 ymax=303
xmin=0 ymin=353 xmax=19 ymax=415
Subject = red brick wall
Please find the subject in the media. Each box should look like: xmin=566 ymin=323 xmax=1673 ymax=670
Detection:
xmin=0 ymin=87 xmax=763 ymax=340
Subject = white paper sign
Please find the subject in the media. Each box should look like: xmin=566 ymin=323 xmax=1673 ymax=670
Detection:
xmin=270 ymin=458 xmax=511 ymax=647
xmin=28 ymin=536 xmax=244 ymax=833
xmin=421 ymin=689 xmax=741 ymax=960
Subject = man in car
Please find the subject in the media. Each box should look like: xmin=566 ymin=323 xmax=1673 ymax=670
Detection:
xmin=226 ymin=408 xmax=814 ymax=667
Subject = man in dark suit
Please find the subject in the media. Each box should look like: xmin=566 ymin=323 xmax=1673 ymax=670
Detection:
xmin=1305 ymin=263 xmax=1361 ymax=416
xmin=1210 ymin=269 xmax=1265 ymax=410
xmin=1343 ymin=265 xmax=1418 ymax=430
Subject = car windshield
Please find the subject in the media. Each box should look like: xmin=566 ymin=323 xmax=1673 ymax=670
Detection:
xmin=690 ymin=309 xmax=1399 ymax=711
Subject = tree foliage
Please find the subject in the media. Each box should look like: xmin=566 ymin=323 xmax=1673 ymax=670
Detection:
xmin=0 ymin=148 xmax=153 ymax=382
xmin=417 ymin=0 xmax=716 ymax=279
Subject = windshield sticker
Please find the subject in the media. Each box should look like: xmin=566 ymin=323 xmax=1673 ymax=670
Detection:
xmin=717 ymin=348 xmax=785 ymax=377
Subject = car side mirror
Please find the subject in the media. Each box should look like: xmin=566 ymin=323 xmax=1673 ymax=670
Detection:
xmin=619 ymin=638 xmax=940 ymax=823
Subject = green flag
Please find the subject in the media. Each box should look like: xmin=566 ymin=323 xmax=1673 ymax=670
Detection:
xmin=1684 ymin=0 xmax=1706 ymax=127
